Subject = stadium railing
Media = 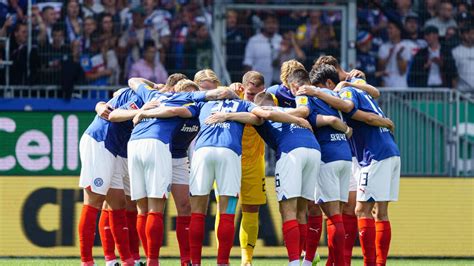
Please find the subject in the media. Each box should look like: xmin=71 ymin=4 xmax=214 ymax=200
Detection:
xmin=379 ymin=87 xmax=474 ymax=177
xmin=1 ymin=85 xmax=473 ymax=177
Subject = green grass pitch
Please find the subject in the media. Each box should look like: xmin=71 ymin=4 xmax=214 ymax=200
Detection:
xmin=0 ymin=258 xmax=473 ymax=265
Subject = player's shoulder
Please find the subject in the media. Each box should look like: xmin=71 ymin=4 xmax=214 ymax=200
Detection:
xmin=266 ymin=84 xmax=280 ymax=94
xmin=339 ymin=86 xmax=360 ymax=99
xmin=349 ymin=77 xmax=367 ymax=85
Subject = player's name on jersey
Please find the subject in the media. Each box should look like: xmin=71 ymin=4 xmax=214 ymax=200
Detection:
xmin=210 ymin=122 xmax=231 ymax=129
xmin=330 ymin=133 xmax=347 ymax=141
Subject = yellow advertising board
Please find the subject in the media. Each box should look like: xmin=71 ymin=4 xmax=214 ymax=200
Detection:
xmin=0 ymin=177 xmax=473 ymax=257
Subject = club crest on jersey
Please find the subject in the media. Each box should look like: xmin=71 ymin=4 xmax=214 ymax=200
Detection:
xmin=341 ymin=91 xmax=352 ymax=99
xmin=94 ymin=177 xmax=104 ymax=187
xmin=296 ymin=96 xmax=308 ymax=105
xmin=129 ymin=102 xmax=139 ymax=110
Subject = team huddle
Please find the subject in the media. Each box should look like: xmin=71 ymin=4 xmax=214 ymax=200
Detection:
xmin=78 ymin=56 xmax=400 ymax=266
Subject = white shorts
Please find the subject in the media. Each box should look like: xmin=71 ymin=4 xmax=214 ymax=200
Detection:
xmin=190 ymin=147 xmax=241 ymax=197
xmin=357 ymin=156 xmax=401 ymax=202
xmin=275 ymin=148 xmax=321 ymax=201
xmin=172 ymin=157 xmax=190 ymax=185
xmin=114 ymin=156 xmax=130 ymax=196
xmin=349 ymin=157 xmax=360 ymax=192
xmin=79 ymin=134 xmax=122 ymax=195
xmin=128 ymin=139 xmax=172 ymax=201
xmin=316 ymin=160 xmax=351 ymax=203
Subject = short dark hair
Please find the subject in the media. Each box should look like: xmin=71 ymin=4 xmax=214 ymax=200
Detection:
xmin=286 ymin=69 xmax=310 ymax=87
xmin=309 ymin=64 xmax=340 ymax=86
xmin=263 ymin=12 xmax=278 ymax=22
xmin=52 ymin=23 xmax=64 ymax=33
xmin=14 ymin=22 xmax=27 ymax=32
xmin=143 ymin=40 xmax=156 ymax=51
xmin=460 ymin=24 xmax=474 ymax=34
xmin=42 ymin=5 xmax=54 ymax=13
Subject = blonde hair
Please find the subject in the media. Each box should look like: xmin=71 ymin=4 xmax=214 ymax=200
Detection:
xmin=193 ymin=69 xmax=221 ymax=86
xmin=174 ymin=79 xmax=200 ymax=92
xmin=280 ymin=60 xmax=305 ymax=88
xmin=242 ymin=71 xmax=264 ymax=87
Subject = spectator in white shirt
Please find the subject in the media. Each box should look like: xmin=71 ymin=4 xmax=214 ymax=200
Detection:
xmin=36 ymin=5 xmax=58 ymax=45
xmin=452 ymin=25 xmax=474 ymax=92
xmin=378 ymin=21 xmax=417 ymax=87
xmin=243 ymin=13 xmax=282 ymax=88
xmin=424 ymin=1 xmax=457 ymax=37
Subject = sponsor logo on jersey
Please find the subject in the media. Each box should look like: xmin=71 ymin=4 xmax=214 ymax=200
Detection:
xmin=180 ymin=124 xmax=199 ymax=133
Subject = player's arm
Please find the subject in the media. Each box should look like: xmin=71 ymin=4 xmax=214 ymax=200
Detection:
xmin=336 ymin=80 xmax=380 ymax=99
xmin=297 ymin=85 xmax=355 ymax=113
xmin=203 ymin=87 xmax=239 ymax=101
xmin=205 ymin=112 xmax=263 ymax=126
xmin=316 ymin=115 xmax=352 ymax=137
xmin=251 ymin=106 xmax=313 ymax=131
xmin=108 ymin=101 xmax=161 ymax=122
xmin=284 ymin=106 xmax=310 ymax=118
xmin=95 ymin=101 xmax=113 ymax=120
xmin=128 ymin=77 xmax=161 ymax=91
xmin=133 ymin=106 xmax=193 ymax=125
xmin=351 ymin=110 xmax=395 ymax=132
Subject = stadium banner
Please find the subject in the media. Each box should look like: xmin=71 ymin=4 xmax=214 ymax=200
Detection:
xmin=0 ymin=112 xmax=95 ymax=175
xmin=0 ymin=177 xmax=472 ymax=258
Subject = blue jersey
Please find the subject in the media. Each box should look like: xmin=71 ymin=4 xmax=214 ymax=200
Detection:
xmin=130 ymin=84 xmax=206 ymax=143
xmin=170 ymin=118 xmax=200 ymax=158
xmin=188 ymin=99 xmax=256 ymax=155
xmin=296 ymin=91 xmax=352 ymax=163
xmin=339 ymin=87 xmax=400 ymax=166
xmin=266 ymin=84 xmax=296 ymax=107
xmin=84 ymin=88 xmax=143 ymax=157
xmin=254 ymin=107 xmax=320 ymax=160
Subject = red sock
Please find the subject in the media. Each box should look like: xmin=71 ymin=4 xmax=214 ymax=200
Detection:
xmin=98 ymin=210 xmax=116 ymax=261
xmin=146 ymin=212 xmax=164 ymax=260
xmin=299 ymin=223 xmax=307 ymax=256
xmin=110 ymin=209 xmax=133 ymax=263
xmin=376 ymin=221 xmax=391 ymax=266
xmin=343 ymin=214 xmax=358 ymax=265
xmin=283 ymin=219 xmax=300 ymax=262
xmin=126 ymin=211 xmax=140 ymax=261
xmin=327 ymin=215 xmax=346 ymax=266
xmin=176 ymin=216 xmax=191 ymax=264
xmin=189 ymin=213 xmax=206 ymax=265
xmin=78 ymin=205 xmax=99 ymax=263
xmin=358 ymin=218 xmax=376 ymax=266
xmin=137 ymin=213 xmax=148 ymax=257
xmin=217 ymin=214 xmax=236 ymax=264
xmin=304 ymin=215 xmax=322 ymax=262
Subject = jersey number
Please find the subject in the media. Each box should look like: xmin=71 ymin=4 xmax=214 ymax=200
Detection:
xmin=364 ymin=94 xmax=385 ymax=117
xmin=211 ymin=100 xmax=239 ymax=113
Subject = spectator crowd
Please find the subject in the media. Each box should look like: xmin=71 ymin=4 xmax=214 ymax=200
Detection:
xmin=0 ymin=0 xmax=473 ymax=97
